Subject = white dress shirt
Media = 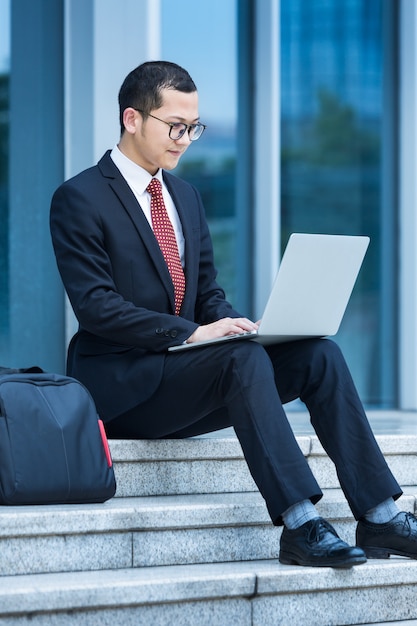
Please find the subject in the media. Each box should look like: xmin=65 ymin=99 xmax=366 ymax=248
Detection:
xmin=110 ymin=145 xmax=185 ymax=265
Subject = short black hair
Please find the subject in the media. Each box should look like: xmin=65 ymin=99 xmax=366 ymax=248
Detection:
xmin=118 ymin=61 xmax=197 ymax=135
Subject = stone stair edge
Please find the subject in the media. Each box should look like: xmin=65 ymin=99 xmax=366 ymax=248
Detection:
xmin=108 ymin=433 xmax=417 ymax=461
xmin=0 ymin=492 xmax=267 ymax=537
xmin=2 ymin=558 xmax=417 ymax=617
xmin=108 ymin=437 xmax=311 ymax=461
xmin=0 ymin=491 xmax=415 ymax=538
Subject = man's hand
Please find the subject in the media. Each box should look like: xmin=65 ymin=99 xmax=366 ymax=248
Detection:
xmin=186 ymin=317 xmax=259 ymax=344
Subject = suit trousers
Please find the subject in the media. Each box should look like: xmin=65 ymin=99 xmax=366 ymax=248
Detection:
xmin=105 ymin=338 xmax=401 ymax=524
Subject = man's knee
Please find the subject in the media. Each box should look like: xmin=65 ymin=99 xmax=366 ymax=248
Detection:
xmin=301 ymin=338 xmax=344 ymax=366
xmin=304 ymin=338 xmax=352 ymax=391
xmin=227 ymin=340 xmax=275 ymax=383
xmin=232 ymin=339 xmax=273 ymax=364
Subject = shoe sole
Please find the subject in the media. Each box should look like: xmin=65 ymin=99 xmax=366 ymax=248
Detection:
xmin=279 ymin=552 xmax=367 ymax=568
xmin=359 ymin=545 xmax=417 ymax=559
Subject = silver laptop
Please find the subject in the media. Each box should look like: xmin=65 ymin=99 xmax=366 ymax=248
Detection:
xmin=168 ymin=233 xmax=370 ymax=352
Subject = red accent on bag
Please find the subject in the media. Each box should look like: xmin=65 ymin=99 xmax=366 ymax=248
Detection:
xmin=98 ymin=419 xmax=113 ymax=468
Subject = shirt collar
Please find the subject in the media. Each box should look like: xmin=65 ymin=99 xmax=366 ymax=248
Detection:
xmin=110 ymin=145 xmax=164 ymax=195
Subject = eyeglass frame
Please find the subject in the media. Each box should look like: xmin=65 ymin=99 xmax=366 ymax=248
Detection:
xmin=133 ymin=109 xmax=206 ymax=141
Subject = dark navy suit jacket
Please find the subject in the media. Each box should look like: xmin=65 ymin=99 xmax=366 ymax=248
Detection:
xmin=50 ymin=151 xmax=241 ymax=421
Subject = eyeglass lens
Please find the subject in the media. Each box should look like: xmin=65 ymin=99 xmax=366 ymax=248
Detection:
xmin=170 ymin=123 xmax=204 ymax=141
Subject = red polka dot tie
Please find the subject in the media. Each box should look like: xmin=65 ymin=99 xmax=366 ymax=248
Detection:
xmin=147 ymin=178 xmax=185 ymax=315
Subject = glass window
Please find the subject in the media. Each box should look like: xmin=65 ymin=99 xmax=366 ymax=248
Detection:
xmin=0 ymin=0 xmax=10 ymax=360
xmin=161 ymin=0 xmax=240 ymax=306
xmin=1 ymin=1 xmax=64 ymax=371
xmin=281 ymin=0 xmax=397 ymax=407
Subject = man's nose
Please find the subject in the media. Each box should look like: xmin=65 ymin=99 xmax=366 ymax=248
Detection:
xmin=175 ymin=130 xmax=192 ymax=146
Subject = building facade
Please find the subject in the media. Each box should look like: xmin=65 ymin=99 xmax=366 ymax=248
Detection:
xmin=1 ymin=0 xmax=416 ymax=410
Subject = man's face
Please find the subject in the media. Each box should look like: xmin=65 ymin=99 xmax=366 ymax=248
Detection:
xmin=121 ymin=88 xmax=199 ymax=174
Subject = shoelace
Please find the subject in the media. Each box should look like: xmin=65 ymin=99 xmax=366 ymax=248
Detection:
xmin=307 ymin=518 xmax=339 ymax=544
xmin=402 ymin=512 xmax=417 ymax=537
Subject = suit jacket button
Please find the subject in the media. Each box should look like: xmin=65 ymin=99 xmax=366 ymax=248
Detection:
xmin=171 ymin=330 xmax=178 ymax=338
xmin=156 ymin=328 xmax=164 ymax=335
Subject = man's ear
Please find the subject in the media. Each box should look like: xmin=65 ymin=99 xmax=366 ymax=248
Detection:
xmin=122 ymin=107 xmax=139 ymax=134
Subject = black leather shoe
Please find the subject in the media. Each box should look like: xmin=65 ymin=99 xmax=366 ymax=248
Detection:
xmin=279 ymin=517 xmax=367 ymax=568
xmin=356 ymin=511 xmax=417 ymax=559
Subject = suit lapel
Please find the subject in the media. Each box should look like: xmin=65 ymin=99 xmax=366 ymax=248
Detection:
xmin=98 ymin=152 xmax=176 ymax=310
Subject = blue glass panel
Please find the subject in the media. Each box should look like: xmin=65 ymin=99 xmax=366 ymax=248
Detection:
xmin=4 ymin=0 xmax=64 ymax=371
xmin=281 ymin=0 xmax=397 ymax=406
xmin=161 ymin=0 xmax=239 ymax=305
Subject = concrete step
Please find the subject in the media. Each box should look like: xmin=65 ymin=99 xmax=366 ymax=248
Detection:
xmin=109 ymin=434 xmax=417 ymax=497
xmin=1 ymin=431 xmax=417 ymax=624
xmin=0 ymin=434 xmax=416 ymax=579
xmin=0 ymin=489 xmax=415 ymax=577
xmin=2 ymin=558 xmax=417 ymax=625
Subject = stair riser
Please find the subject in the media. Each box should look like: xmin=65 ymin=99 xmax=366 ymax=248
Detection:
xmin=0 ymin=526 xmax=281 ymax=576
xmin=0 ymin=532 xmax=132 ymax=576
xmin=113 ymin=458 xmax=257 ymax=497
xmin=0 ymin=599 xmax=248 ymax=626
xmin=0 ymin=518 xmax=394 ymax=577
xmin=0 ymin=493 xmax=414 ymax=576
xmin=252 ymin=584 xmax=417 ymax=626
xmin=2 ymin=576 xmax=417 ymax=625
xmin=113 ymin=454 xmax=417 ymax=497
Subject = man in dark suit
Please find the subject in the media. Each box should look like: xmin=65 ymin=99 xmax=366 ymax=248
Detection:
xmin=50 ymin=60 xmax=417 ymax=568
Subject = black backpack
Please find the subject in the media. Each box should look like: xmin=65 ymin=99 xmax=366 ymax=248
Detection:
xmin=0 ymin=367 xmax=116 ymax=505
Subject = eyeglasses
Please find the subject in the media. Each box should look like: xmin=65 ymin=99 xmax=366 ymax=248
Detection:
xmin=134 ymin=109 xmax=206 ymax=141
